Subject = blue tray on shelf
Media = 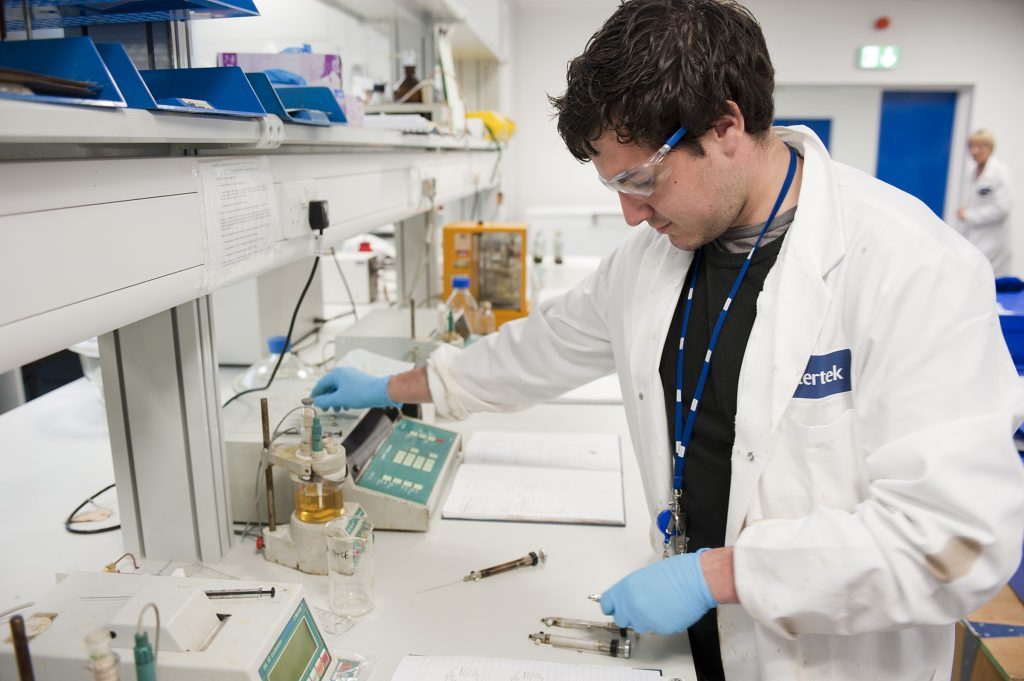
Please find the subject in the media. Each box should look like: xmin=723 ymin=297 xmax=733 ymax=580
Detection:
xmin=94 ymin=42 xmax=160 ymax=110
xmin=997 ymin=287 xmax=1024 ymax=374
xmin=246 ymin=72 xmax=330 ymax=126
xmin=273 ymin=85 xmax=347 ymax=124
xmin=138 ymin=66 xmax=266 ymax=117
xmin=2 ymin=0 xmax=258 ymax=31
xmin=0 ymin=36 xmax=125 ymax=107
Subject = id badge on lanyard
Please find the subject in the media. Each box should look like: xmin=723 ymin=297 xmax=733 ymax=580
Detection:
xmin=657 ymin=145 xmax=797 ymax=557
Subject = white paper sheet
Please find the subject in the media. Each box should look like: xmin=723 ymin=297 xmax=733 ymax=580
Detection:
xmin=391 ymin=655 xmax=661 ymax=681
xmin=197 ymin=157 xmax=278 ymax=289
xmin=442 ymin=432 xmax=624 ymax=526
xmin=462 ymin=432 xmax=620 ymax=471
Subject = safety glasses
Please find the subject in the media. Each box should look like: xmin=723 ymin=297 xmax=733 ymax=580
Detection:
xmin=598 ymin=127 xmax=687 ymax=197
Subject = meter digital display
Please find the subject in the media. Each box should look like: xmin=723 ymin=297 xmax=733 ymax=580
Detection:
xmin=259 ymin=599 xmax=330 ymax=681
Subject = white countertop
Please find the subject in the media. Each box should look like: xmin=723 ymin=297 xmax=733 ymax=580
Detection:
xmin=0 ymin=381 xmax=693 ymax=679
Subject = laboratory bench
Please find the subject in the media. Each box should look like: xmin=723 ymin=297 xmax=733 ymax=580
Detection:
xmin=0 ymin=377 xmax=695 ymax=679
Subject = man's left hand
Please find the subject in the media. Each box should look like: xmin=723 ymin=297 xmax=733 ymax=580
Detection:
xmin=600 ymin=548 xmax=718 ymax=635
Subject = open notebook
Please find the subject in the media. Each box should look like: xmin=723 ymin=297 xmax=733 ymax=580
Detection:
xmin=441 ymin=431 xmax=625 ymax=526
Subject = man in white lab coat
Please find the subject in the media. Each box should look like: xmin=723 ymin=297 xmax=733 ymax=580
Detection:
xmin=957 ymin=129 xmax=1015 ymax=275
xmin=311 ymin=1 xmax=1024 ymax=679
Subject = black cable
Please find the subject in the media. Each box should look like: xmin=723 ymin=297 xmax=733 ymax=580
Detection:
xmin=65 ymin=483 xmax=120 ymax=535
xmin=223 ymin=256 xmax=321 ymax=408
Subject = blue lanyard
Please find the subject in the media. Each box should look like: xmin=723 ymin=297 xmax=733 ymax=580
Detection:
xmin=660 ymin=145 xmax=797 ymax=553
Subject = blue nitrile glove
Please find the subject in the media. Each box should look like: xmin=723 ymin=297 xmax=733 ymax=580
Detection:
xmin=263 ymin=68 xmax=306 ymax=85
xmin=600 ymin=548 xmax=717 ymax=635
xmin=311 ymin=367 xmax=402 ymax=411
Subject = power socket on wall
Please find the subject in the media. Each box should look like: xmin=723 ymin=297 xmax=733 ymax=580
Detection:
xmin=279 ymin=180 xmax=316 ymax=240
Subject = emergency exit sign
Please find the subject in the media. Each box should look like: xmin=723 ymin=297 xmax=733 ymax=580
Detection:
xmin=858 ymin=45 xmax=900 ymax=70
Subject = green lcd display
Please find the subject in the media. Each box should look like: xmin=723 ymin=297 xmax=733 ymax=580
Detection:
xmin=259 ymin=599 xmax=328 ymax=681
xmin=268 ymin=619 xmax=316 ymax=681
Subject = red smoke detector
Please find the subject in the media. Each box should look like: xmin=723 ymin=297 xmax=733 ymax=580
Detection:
xmin=874 ymin=16 xmax=891 ymax=30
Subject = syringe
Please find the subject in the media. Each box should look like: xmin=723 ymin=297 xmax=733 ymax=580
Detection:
xmin=541 ymin=616 xmax=632 ymax=639
xmin=417 ymin=550 xmax=548 ymax=594
xmin=528 ymin=631 xmax=632 ymax=659
xmin=463 ymin=549 xmax=546 ymax=581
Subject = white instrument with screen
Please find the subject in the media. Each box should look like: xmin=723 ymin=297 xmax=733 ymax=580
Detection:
xmin=0 ymin=572 xmax=358 ymax=681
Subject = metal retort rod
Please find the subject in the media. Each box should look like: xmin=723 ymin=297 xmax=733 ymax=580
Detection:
xmin=261 ymin=398 xmax=276 ymax=532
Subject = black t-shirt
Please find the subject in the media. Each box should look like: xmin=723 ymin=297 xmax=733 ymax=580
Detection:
xmin=658 ymin=232 xmax=787 ymax=681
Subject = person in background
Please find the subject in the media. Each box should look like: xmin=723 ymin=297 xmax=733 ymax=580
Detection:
xmin=312 ymin=2 xmax=1024 ymax=678
xmin=957 ymin=129 xmax=1015 ymax=275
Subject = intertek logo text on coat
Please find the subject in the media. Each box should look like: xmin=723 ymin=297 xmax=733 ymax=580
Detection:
xmin=793 ymin=349 xmax=852 ymax=399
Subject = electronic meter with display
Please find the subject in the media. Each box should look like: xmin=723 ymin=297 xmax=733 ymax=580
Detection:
xmin=0 ymin=572 xmax=357 ymax=681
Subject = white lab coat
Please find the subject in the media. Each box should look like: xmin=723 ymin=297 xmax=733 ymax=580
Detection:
xmin=426 ymin=127 xmax=1024 ymax=680
xmin=958 ymin=156 xmax=1015 ymax=275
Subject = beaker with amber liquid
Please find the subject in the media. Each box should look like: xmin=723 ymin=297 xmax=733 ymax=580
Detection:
xmin=294 ymin=478 xmax=344 ymax=524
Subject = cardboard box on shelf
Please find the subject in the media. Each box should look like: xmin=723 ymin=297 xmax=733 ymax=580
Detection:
xmin=953 ymin=581 xmax=1024 ymax=681
xmin=218 ymin=51 xmax=343 ymax=108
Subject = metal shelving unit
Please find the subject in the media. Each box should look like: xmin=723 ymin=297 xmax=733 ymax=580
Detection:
xmin=0 ymin=96 xmax=498 ymax=149
xmin=0 ymin=0 xmax=505 ymax=566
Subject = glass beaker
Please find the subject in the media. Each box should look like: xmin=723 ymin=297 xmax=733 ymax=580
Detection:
xmin=326 ymin=515 xmax=375 ymax=617
xmin=294 ymin=478 xmax=344 ymax=524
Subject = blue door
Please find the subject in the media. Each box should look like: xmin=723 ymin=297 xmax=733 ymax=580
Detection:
xmin=876 ymin=91 xmax=957 ymax=218
xmin=774 ymin=118 xmax=832 ymax=151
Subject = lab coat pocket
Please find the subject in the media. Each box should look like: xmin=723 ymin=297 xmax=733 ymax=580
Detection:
xmin=796 ymin=409 xmax=867 ymax=511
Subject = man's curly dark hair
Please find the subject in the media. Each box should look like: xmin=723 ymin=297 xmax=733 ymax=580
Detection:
xmin=549 ymin=0 xmax=775 ymax=162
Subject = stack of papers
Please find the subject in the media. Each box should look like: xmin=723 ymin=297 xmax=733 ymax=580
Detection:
xmin=362 ymin=113 xmax=436 ymax=133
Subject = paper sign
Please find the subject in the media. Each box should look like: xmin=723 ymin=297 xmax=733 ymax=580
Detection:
xmin=197 ymin=157 xmax=278 ymax=290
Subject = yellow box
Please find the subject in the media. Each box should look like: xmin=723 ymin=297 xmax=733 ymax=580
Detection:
xmin=467 ymin=111 xmax=516 ymax=142
xmin=442 ymin=221 xmax=529 ymax=328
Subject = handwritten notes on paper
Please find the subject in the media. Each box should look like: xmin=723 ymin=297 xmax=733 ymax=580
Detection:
xmin=391 ymin=655 xmax=661 ymax=681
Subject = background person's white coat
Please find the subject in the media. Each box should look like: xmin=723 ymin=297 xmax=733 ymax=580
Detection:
xmin=958 ymin=155 xmax=1015 ymax=276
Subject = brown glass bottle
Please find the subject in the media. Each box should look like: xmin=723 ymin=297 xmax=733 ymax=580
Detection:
xmin=394 ymin=64 xmax=422 ymax=103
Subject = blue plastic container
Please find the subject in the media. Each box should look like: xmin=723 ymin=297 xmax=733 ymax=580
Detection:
xmin=0 ymin=36 xmax=125 ymax=107
xmin=997 ymin=289 xmax=1024 ymax=373
xmin=139 ymin=66 xmax=266 ymax=118
xmin=273 ymin=85 xmax=347 ymax=124
xmin=246 ymin=72 xmax=330 ymax=126
xmin=95 ymin=42 xmax=160 ymax=110
xmin=3 ymin=0 xmax=258 ymax=31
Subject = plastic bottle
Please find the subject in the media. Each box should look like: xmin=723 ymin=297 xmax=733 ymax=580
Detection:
xmin=235 ymin=335 xmax=314 ymax=391
xmin=478 ymin=301 xmax=497 ymax=335
xmin=368 ymin=83 xmax=386 ymax=106
xmin=440 ymin=276 xmax=478 ymax=343
xmin=554 ymin=230 xmax=565 ymax=265
xmin=85 ymin=629 xmax=120 ymax=681
xmin=532 ymin=230 xmax=546 ymax=264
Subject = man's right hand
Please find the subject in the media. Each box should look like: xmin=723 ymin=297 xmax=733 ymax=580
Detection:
xmin=310 ymin=367 xmax=401 ymax=411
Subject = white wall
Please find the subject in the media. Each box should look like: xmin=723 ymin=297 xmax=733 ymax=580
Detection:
xmin=774 ymin=86 xmax=882 ymax=176
xmin=507 ymin=2 xmax=620 ymax=223
xmin=510 ymin=0 xmax=1024 ymax=272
